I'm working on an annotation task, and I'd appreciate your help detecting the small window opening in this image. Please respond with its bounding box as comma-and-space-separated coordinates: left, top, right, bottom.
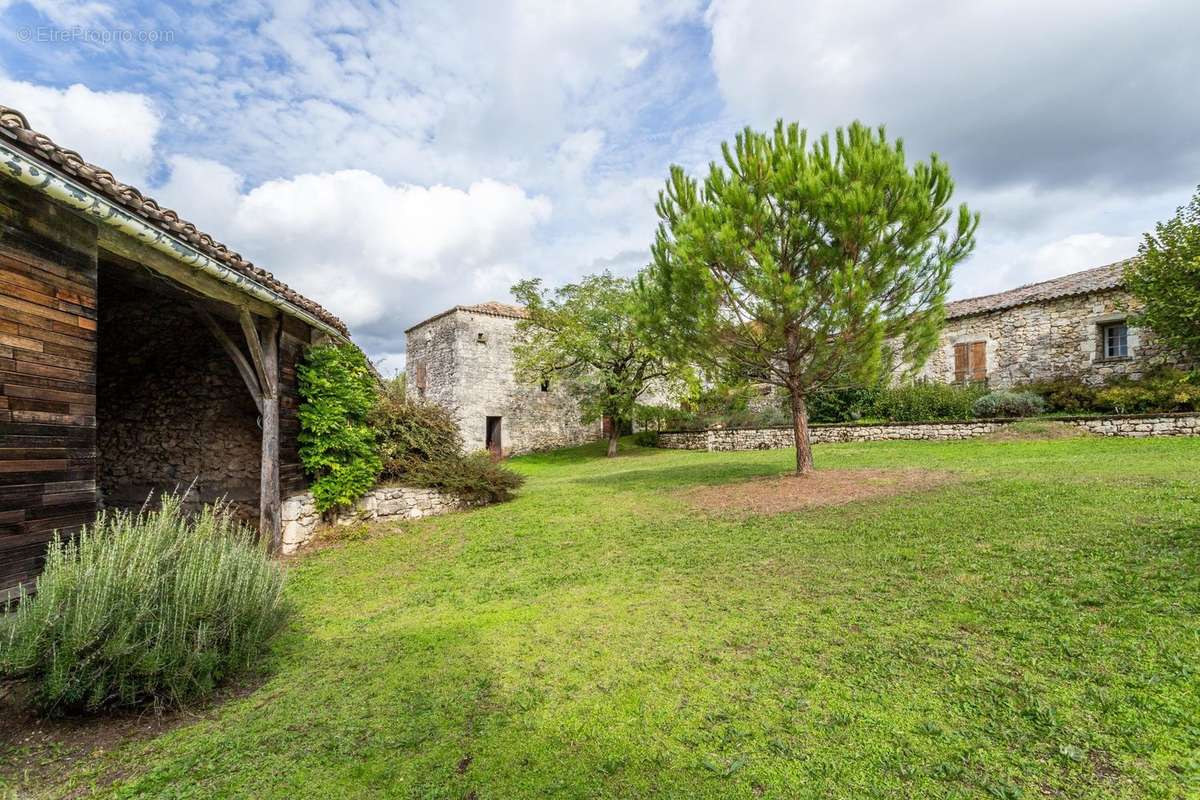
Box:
540, 378, 550, 392
476, 332, 487, 344
1101, 321, 1128, 359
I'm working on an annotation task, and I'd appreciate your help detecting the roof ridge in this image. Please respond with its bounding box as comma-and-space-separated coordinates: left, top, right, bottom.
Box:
0, 104, 347, 335
945, 258, 1133, 320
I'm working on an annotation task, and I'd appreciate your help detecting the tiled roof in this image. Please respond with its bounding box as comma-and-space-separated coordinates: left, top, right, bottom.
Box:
405, 301, 527, 332
0, 105, 347, 335
945, 259, 1131, 320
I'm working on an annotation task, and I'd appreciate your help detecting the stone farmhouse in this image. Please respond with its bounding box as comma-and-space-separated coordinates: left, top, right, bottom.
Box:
410, 259, 1191, 455
0, 105, 351, 598
404, 302, 603, 456
911, 260, 1190, 387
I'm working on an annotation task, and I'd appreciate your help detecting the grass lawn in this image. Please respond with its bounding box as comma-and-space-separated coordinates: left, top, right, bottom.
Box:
3, 434, 1199, 798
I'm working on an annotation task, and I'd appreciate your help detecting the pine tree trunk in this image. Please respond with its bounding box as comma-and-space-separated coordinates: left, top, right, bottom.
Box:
789, 389, 814, 475
606, 423, 620, 458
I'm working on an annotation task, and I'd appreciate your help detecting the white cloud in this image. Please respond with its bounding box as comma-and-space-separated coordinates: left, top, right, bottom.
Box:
0, 78, 159, 185
154, 163, 552, 333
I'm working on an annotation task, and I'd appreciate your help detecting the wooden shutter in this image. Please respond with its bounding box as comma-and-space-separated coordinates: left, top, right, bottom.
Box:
970, 341, 987, 382
953, 343, 968, 383
414, 362, 427, 391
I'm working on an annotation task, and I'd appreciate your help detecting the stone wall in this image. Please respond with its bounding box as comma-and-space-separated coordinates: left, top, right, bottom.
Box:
657, 413, 1200, 451
910, 288, 1190, 388
406, 309, 602, 455
280, 484, 467, 553
97, 270, 262, 515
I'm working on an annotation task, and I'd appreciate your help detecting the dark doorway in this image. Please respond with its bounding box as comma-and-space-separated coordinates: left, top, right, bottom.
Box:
485, 416, 502, 459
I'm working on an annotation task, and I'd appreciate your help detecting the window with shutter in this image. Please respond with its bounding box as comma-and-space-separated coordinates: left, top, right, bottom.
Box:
970, 341, 987, 381
953, 341, 986, 383
415, 362, 427, 398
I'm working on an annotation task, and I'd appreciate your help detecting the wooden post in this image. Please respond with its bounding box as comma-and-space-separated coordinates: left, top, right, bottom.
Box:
258, 316, 281, 553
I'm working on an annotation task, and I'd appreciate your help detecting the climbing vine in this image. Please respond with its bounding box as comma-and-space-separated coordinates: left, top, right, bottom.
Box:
297, 344, 381, 511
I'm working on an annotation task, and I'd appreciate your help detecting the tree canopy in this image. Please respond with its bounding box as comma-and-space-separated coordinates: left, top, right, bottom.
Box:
640, 121, 978, 473
511, 272, 681, 457
1126, 185, 1200, 359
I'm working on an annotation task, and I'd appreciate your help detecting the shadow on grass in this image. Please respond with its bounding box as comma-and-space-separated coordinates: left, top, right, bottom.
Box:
568, 458, 790, 492
509, 438, 663, 469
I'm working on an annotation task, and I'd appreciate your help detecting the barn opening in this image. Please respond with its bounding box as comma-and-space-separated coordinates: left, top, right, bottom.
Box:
95, 257, 263, 520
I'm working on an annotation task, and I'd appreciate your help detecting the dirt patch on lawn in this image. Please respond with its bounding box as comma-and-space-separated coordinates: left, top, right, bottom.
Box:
683, 468, 955, 516
0, 677, 261, 796
984, 420, 1090, 442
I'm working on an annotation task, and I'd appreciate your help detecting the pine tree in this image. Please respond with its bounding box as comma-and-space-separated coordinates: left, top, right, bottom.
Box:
641, 121, 978, 473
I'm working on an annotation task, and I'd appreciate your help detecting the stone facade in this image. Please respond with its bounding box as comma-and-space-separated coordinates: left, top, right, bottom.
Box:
657, 413, 1200, 451
911, 287, 1189, 389
280, 485, 467, 553
405, 305, 603, 455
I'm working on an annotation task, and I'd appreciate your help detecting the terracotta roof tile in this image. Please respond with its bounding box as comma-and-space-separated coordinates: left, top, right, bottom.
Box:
0, 105, 347, 335
945, 259, 1131, 320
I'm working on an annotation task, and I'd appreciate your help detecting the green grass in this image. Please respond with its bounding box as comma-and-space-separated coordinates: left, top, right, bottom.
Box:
3, 435, 1199, 798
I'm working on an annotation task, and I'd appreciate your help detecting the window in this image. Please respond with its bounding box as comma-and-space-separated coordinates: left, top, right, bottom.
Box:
1101, 321, 1128, 359
476, 332, 487, 344
953, 341, 987, 383
540, 378, 550, 392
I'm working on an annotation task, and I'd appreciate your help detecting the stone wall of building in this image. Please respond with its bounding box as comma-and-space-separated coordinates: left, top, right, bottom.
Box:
97, 274, 262, 516
657, 413, 1200, 451
910, 288, 1190, 388
280, 484, 467, 553
406, 309, 602, 455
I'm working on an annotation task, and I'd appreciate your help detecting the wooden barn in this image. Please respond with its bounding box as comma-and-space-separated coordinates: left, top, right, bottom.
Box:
0, 105, 351, 599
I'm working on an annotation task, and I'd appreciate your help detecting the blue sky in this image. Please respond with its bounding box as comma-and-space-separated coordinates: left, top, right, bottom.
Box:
2, 0, 1198, 371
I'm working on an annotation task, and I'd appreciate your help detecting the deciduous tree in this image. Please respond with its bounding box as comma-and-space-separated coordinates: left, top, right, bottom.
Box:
1126, 186, 1200, 358
512, 273, 681, 457
641, 121, 977, 473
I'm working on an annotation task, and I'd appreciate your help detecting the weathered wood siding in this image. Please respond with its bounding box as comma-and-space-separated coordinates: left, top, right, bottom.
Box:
0, 180, 98, 595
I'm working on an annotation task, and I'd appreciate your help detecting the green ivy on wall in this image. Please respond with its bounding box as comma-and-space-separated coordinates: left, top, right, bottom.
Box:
297, 344, 381, 512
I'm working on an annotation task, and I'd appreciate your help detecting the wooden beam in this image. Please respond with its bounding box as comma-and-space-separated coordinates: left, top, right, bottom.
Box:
194, 306, 262, 413
239, 308, 276, 399
258, 316, 281, 552
99, 230, 277, 318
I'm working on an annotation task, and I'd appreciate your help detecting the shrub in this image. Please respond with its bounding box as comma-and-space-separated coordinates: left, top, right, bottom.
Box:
0, 496, 288, 715
298, 344, 382, 512
370, 393, 462, 481
807, 385, 883, 423
401, 451, 525, 504
1018, 378, 1099, 413
1094, 368, 1200, 414
632, 430, 659, 447
972, 390, 1047, 418
874, 382, 987, 422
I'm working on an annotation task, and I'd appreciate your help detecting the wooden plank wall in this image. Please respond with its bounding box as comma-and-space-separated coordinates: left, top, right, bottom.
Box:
0, 179, 99, 596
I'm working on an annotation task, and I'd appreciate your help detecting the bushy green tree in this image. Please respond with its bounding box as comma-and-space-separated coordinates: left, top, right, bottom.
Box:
1126, 186, 1200, 358
512, 272, 683, 457
297, 344, 381, 511
641, 121, 977, 473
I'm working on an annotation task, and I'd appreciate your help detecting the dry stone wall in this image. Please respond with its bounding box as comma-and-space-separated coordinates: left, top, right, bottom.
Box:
658, 413, 1200, 451
280, 484, 468, 553
406, 309, 602, 455
910, 288, 1190, 388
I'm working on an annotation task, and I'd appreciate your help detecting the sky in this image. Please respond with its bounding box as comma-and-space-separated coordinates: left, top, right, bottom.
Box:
1, 0, 1197, 373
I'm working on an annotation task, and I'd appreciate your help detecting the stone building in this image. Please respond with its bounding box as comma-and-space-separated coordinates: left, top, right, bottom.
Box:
0, 104, 350, 597
404, 302, 603, 455
910, 260, 1190, 387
